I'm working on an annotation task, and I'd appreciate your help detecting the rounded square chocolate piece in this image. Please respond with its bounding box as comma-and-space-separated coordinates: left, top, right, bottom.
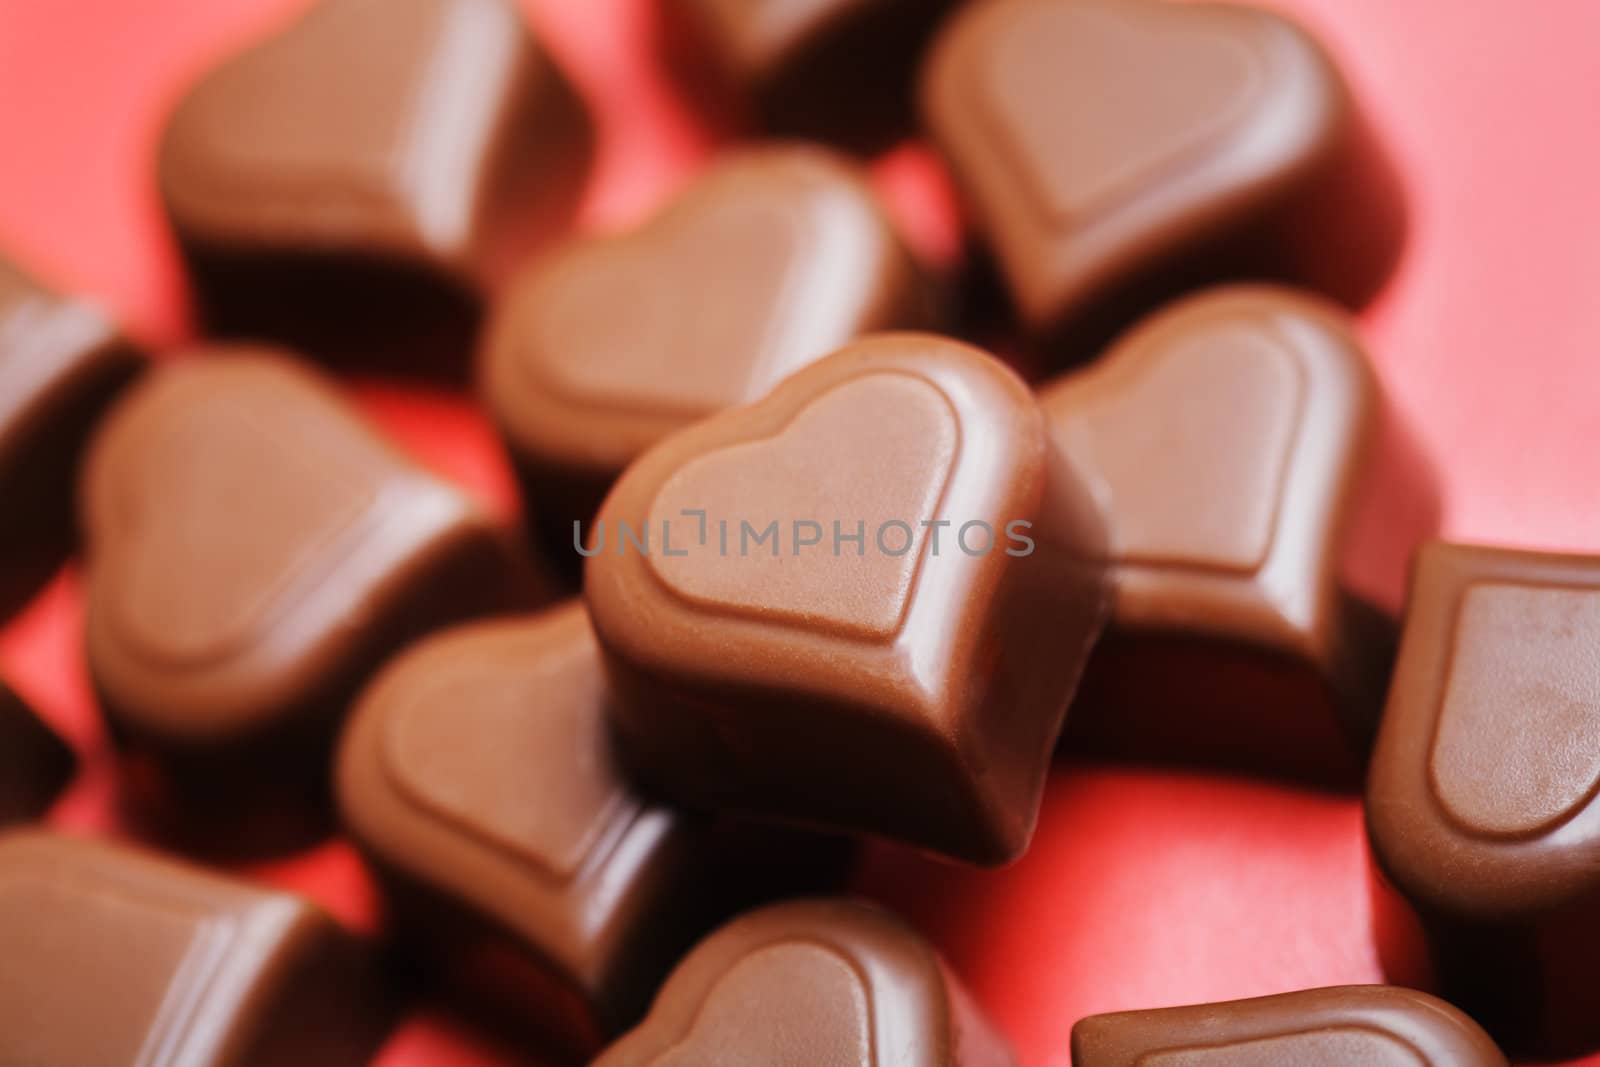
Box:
1071, 985, 1505, 1066
0, 830, 385, 1066
0, 255, 145, 618
1368, 541, 1600, 1055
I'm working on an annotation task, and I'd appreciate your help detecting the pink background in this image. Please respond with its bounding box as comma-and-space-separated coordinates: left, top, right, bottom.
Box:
3, 0, 1599, 1064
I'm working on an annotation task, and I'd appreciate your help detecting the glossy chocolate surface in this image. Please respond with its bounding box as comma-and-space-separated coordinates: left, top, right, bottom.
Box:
1042, 286, 1422, 782
586, 333, 1107, 864
665, 0, 967, 152
159, 0, 592, 371
339, 601, 846, 1049
1368, 542, 1600, 1055
920, 0, 1405, 360
481, 145, 932, 555
1072, 985, 1505, 1066
82, 349, 532, 804
593, 898, 1015, 1066
0, 682, 75, 825
0, 830, 384, 1066
0, 255, 145, 617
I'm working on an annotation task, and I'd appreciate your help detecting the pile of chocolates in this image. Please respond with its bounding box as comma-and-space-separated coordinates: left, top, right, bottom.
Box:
0, 0, 1586, 1064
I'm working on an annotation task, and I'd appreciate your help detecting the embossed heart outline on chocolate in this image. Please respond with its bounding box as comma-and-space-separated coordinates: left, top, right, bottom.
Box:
593, 899, 1012, 1067
586, 332, 1107, 863
1042, 287, 1377, 661
82, 351, 503, 741
921, 0, 1364, 339
337, 605, 678, 963
481, 146, 926, 481
1368, 543, 1600, 919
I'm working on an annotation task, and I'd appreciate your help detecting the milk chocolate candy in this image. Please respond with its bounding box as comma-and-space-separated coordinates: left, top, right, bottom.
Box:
0, 830, 385, 1066
1071, 985, 1506, 1066
159, 0, 592, 373
920, 0, 1405, 361
82, 350, 533, 812
586, 333, 1107, 864
0, 256, 145, 617
338, 601, 849, 1051
0, 682, 75, 824
1367, 542, 1600, 1055
664, 0, 968, 152
1042, 287, 1428, 783
480, 145, 933, 560
592, 898, 1016, 1066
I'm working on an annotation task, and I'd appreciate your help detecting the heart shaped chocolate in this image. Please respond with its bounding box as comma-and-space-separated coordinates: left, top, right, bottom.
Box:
83, 349, 527, 789
339, 602, 853, 1045
159, 0, 592, 362
1041, 286, 1425, 783
593, 899, 1016, 1067
1367, 543, 1600, 1055
921, 0, 1404, 358
585, 333, 1107, 864
480, 146, 930, 550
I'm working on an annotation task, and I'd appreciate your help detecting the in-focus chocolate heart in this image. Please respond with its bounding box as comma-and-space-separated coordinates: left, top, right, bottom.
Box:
481, 145, 931, 567
585, 333, 1107, 864
159, 0, 592, 373
920, 0, 1405, 361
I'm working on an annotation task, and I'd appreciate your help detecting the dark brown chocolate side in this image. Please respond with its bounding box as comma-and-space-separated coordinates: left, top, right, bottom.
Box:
0, 682, 75, 825
664, 0, 969, 153
0, 255, 145, 618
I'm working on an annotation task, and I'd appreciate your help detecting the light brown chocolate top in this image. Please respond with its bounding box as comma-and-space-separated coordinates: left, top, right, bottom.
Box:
1072, 986, 1505, 1066
1040, 286, 1376, 663
481, 145, 927, 481
82, 349, 503, 743
593, 899, 1016, 1066
1368, 542, 1600, 919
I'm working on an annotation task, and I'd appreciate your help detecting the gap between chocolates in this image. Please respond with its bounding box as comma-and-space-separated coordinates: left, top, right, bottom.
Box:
0, 0, 1579, 1064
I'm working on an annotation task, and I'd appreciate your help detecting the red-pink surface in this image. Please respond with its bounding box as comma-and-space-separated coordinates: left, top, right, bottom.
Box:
2, 1, 1598, 1064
